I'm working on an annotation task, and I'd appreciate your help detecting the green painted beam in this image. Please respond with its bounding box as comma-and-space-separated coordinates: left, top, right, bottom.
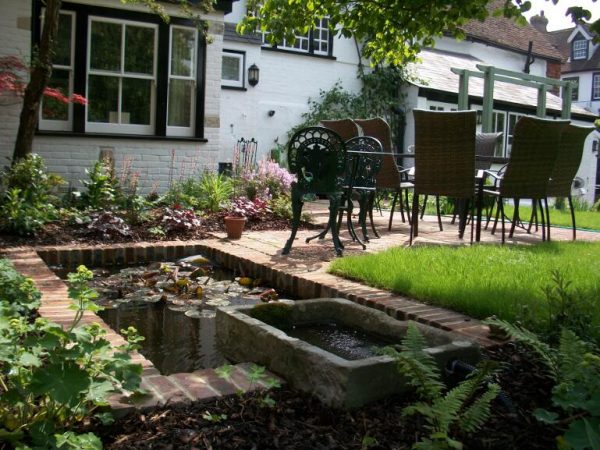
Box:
480, 66, 495, 132
536, 84, 547, 117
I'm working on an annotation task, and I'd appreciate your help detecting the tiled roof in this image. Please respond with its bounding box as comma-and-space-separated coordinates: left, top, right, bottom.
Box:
459, 0, 563, 61
224, 22, 263, 45
549, 26, 600, 73
409, 48, 594, 118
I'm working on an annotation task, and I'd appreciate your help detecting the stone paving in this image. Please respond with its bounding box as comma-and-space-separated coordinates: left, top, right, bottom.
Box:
2, 202, 598, 412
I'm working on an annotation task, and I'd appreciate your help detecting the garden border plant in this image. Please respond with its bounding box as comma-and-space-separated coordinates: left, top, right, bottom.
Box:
0, 260, 143, 449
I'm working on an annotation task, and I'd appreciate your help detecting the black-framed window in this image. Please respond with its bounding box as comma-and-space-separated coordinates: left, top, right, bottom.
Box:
221, 49, 245, 89
572, 36, 588, 60
593, 73, 600, 100
33, 1, 206, 139
563, 76, 579, 101
262, 18, 333, 57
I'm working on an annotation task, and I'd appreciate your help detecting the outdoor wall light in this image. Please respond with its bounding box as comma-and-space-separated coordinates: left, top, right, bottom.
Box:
248, 64, 259, 87
268, 110, 275, 117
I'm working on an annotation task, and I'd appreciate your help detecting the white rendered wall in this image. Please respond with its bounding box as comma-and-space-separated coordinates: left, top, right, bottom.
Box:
0, 0, 225, 193
565, 71, 600, 116
219, 0, 363, 163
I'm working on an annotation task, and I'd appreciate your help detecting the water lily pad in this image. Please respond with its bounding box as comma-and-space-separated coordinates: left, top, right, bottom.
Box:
184, 309, 203, 318
206, 297, 231, 307
143, 295, 165, 303
167, 306, 189, 312
178, 255, 213, 267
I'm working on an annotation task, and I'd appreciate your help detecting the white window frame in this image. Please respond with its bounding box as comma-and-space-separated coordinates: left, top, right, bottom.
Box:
166, 25, 198, 137
312, 18, 330, 56
85, 16, 157, 135
572, 39, 587, 60
39, 10, 75, 131
592, 73, 600, 100
221, 50, 245, 89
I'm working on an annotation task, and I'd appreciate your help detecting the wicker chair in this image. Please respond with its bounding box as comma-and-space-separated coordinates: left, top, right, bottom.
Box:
475, 132, 503, 170
320, 119, 361, 141
282, 127, 347, 256
546, 124, 594, 240
411, 110, 477, 244
484, 117, 569, 243
337, 136, 384, 246
353, 118, 413, 234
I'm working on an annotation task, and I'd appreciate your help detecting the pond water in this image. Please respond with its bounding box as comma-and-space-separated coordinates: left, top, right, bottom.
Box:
52, 256, 278, 375
284, 322, 391, 361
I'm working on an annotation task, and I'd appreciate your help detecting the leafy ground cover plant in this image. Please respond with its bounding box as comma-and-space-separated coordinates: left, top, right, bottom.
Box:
380, 322, 500, 449
87, 211, 132, 239
329, 242, 600, 344
161, 206, 202, 233
80, 159, 119, 210
486, 319, 600, 450
0, 154, 63, 235
225, 196, 269, 220
0, 263, 143, 449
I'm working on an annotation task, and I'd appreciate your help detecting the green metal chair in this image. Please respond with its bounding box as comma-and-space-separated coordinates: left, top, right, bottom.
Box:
337, 136, 384, 246
282, 127, 347, 256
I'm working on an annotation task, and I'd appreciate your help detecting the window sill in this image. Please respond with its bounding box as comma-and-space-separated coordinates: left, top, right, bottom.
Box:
261, 46, 336, 60
222, 85, 248, 91
36, 130, 208, 142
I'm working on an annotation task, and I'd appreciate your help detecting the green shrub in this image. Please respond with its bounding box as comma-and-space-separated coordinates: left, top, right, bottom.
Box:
486, 319, 600, 450
0, 155, 63, 234
0, 264, 143, 448
197, 171, 234, 212
380, 322, 500, 449
0, 259, 41, 316
80, 159, 119, 210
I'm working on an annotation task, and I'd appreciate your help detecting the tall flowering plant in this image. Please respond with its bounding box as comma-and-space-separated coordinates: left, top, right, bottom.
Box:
241, 159, 296, 200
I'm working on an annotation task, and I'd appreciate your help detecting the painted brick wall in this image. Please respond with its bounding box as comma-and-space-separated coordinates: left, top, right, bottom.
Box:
0, 0, 225, 194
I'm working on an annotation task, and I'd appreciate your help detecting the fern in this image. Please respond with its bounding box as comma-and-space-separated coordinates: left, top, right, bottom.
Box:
484, 318, 558, 380
391, 321, 500, 449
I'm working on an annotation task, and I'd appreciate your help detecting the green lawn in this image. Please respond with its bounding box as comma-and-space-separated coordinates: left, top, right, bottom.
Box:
493, 205, 600, 231
329, 242, 600, 339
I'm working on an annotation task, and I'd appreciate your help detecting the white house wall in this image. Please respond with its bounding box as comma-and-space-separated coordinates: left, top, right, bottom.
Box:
565, 71, 600, 116
219, 0, 363, 163
0, 0, 226, 193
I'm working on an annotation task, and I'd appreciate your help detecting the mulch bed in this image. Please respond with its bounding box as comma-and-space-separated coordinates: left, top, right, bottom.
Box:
95, 343, 560, 450
0, 210, 315, 248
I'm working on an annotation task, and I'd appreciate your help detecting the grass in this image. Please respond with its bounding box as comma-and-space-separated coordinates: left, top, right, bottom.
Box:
329, 241, 600, 338
501, 204, 600, 231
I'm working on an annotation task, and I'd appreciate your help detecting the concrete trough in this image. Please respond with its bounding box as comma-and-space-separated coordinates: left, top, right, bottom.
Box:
216, 298, 480, 408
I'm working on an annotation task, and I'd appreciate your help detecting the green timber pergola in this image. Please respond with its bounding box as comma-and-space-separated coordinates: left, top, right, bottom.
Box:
451, 64, 574, 132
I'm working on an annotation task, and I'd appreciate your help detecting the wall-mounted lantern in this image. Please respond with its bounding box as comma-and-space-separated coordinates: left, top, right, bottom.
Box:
248, 64, 259, 87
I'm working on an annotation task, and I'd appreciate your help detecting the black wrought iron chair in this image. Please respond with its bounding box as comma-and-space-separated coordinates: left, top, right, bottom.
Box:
545, 124, 594, 240
483, 117, 569, 243
337, 136, 384, 246
353, 118, 413, 234
411, 110, 477, 245
282, 127, 347, 256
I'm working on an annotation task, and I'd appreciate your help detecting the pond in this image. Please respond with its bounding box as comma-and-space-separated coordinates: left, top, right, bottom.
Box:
52, 255, 284, 375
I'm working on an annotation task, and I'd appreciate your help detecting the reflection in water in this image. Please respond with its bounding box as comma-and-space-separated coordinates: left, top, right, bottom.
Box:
284, 322, 391, 361
99, 302, 225, 375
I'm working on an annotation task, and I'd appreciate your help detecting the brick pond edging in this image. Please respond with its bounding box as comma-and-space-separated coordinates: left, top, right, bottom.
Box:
2, 239, 501, 412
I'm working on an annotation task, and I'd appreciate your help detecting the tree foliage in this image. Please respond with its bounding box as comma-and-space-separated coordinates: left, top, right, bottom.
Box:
238, 0, 599, 65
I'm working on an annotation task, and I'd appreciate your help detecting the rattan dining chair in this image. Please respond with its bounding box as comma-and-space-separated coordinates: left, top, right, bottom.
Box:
411, 110, 477, 245
545, 124, 594, 240
353, 118, 413, 234
282, 127, 347, 256
320, 119, 361, 141
483, 117, 569, 243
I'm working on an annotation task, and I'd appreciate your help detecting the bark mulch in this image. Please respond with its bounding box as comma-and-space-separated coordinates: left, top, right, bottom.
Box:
96, 343, 560, 450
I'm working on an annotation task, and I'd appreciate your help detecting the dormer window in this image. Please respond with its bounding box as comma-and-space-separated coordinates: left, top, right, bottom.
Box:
572, 38, 588, 60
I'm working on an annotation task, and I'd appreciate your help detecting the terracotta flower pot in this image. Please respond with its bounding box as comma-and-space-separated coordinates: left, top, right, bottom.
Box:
224, 216, 246, 239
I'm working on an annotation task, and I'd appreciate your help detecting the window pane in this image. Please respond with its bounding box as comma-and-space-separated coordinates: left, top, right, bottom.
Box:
54, 14, 72, 66
168, 79, 193, 127
88, 75, 119, 123
122, 78, 152, 125
125, 25, 155, 75
222, 55, 241, 81
42, 69, 69, 120
171, 28, 195, 77
90, 21, 121, 71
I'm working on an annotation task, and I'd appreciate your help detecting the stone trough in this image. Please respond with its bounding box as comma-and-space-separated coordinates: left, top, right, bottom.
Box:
216, 298, 481, 408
